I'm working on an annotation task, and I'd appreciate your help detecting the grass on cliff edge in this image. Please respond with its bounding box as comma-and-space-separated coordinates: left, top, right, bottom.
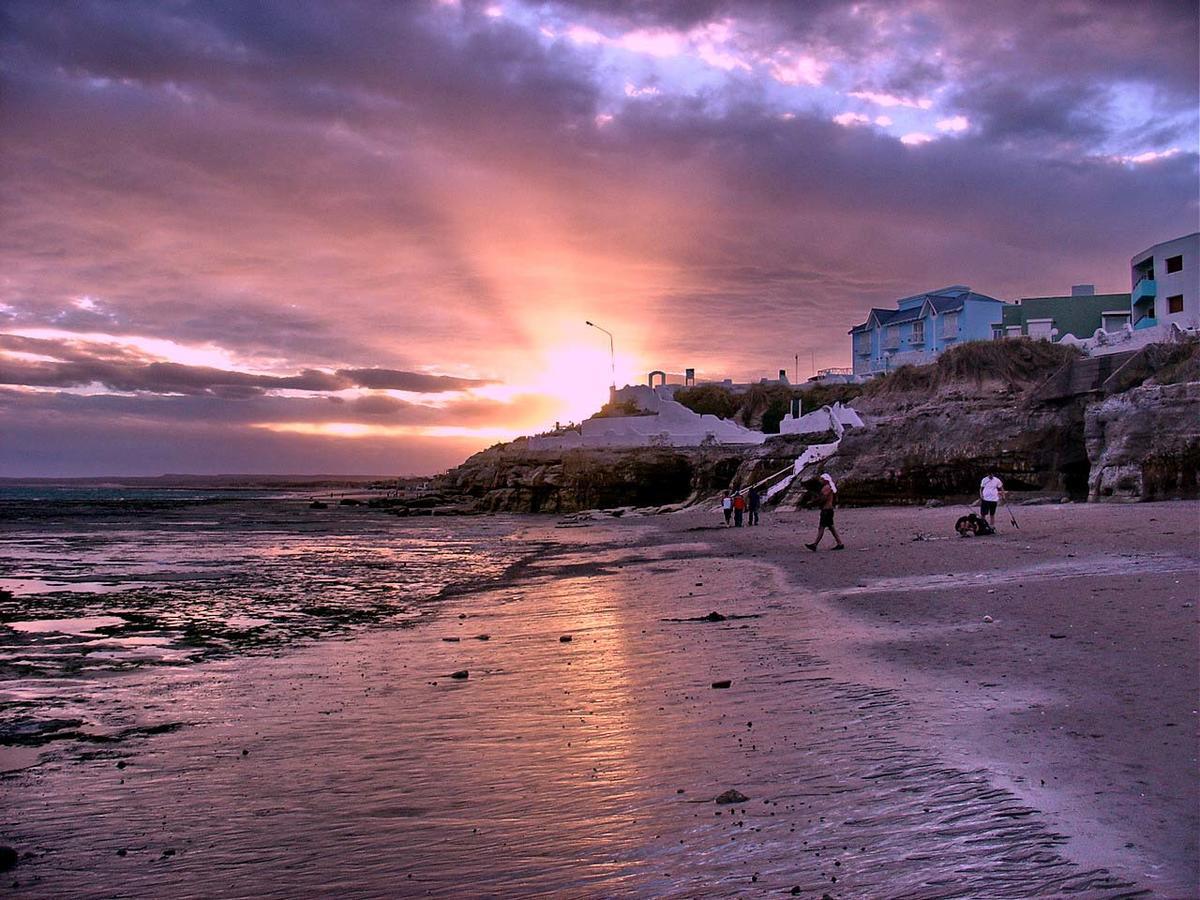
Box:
862, 338, 1081, 397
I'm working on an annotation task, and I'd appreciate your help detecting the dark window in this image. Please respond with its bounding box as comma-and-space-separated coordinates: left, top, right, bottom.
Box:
1168, 295, 1184, 314
1166, 255, 1183, 273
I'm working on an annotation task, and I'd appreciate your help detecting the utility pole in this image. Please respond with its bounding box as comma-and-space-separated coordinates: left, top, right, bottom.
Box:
794, 353, 799, 383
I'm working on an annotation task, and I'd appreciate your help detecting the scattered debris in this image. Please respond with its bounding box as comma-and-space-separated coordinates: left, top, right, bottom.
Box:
714, 789, 748, 805
662, 611, 761, 623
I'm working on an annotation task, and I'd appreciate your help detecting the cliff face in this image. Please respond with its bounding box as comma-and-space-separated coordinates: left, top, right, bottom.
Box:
805, 389, 1089, 504
435, 341, 1198, 513
438, 444, 729, 513
1086, 382, 1200, 501
436, 434, 830, 513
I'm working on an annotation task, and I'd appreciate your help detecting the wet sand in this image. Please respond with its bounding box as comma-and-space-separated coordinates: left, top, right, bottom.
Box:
662, 499, 1199, 896
1, 501, 1196, 897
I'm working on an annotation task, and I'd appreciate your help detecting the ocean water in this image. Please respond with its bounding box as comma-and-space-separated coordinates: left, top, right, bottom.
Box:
0, 495, 532, 752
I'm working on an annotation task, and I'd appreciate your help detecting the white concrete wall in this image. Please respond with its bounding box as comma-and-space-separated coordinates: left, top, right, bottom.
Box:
777, 402, 864, 436
1059, 320, 1193, 357
528, 384, 768, 449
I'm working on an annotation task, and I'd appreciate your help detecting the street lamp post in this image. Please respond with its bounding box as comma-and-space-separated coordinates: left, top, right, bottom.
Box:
585, 320, 616, 399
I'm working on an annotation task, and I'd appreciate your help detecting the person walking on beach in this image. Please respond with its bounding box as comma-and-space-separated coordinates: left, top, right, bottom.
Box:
805, 473, 844, 551
732, 491, 746, 527
747, 485, 761, 526
721, 491, 733, 526
979, 470, 1005, 531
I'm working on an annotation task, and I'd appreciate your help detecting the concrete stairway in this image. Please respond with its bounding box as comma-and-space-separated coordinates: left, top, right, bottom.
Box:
1033, 351, 1137, 402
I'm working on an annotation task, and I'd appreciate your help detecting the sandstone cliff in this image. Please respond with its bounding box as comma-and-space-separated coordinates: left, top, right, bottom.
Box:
429, 339, 1198, 513
1086, 382, 1200, 501
807, 393, 1088, 505
433, 434, 833, 514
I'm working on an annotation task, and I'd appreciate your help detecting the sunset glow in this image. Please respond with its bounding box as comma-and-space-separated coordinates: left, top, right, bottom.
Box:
1, 0, 1196, 475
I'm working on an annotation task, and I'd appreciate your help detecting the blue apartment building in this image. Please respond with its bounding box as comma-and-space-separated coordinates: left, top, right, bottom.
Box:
849, 285, 1006, 376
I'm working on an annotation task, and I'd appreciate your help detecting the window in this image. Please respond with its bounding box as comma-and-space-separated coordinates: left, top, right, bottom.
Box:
1166, 255, 1183, 274
940, 312, 958, 338
1168, 295, 1184, 314
884, 325, 899, 349
911, 320, 925, 344
1027, 319, 1055, 340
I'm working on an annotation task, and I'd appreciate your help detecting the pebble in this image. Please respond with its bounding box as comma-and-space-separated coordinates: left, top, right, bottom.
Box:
714, 789, 748, 804
450, 670, 469, 680
559, 635, 573, 643
982, 615, 994, 623
711, 680, 732, 689
442, 637, 461, 643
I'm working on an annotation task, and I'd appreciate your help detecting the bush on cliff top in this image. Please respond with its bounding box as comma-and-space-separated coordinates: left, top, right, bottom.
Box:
863, 338, 1080, 397
1148, 336, 1200, 386
674, 381, 863, 433
672, 385, 740, 420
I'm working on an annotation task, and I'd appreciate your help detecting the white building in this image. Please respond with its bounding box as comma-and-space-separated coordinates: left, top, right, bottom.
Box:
1130, 232, 1200, 332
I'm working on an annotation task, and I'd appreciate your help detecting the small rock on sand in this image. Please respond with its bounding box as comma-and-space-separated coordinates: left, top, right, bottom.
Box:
450, 670, 469, 680
559, 635, 573, 643
475, 634, 490, 641
982, 615, 994, 623
711, 680, 732, 689
703, 611, 726, 622
442, 637, 461, 642
714, 789, 748, 804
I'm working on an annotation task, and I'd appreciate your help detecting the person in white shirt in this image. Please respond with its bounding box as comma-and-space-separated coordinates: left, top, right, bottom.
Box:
979, 472, 1005, 530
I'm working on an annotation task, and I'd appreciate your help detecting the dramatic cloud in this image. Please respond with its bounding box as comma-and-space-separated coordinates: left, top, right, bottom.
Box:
1, 0, 1196, 475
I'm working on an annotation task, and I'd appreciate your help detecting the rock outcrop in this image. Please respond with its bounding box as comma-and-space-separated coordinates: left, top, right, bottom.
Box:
435, 434, 831, 513
801, 390, 1089, 504
427, 340, 1199, 513
1085, 382, 1200, 501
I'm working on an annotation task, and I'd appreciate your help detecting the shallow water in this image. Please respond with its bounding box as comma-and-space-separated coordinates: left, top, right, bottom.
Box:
0, 498, 532, 757
0, 510, 1145, 897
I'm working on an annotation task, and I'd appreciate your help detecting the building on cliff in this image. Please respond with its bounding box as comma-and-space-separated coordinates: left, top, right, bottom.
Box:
1000, 284, 1133, 342
848, 285, 1006, 376
1130, 232, 1200, 332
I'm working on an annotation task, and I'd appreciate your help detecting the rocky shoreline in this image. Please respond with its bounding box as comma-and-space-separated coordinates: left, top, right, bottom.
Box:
380, 339, 1200, 515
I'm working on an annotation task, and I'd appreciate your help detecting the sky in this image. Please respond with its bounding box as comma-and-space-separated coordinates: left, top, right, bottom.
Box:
2, 0, 1197, 477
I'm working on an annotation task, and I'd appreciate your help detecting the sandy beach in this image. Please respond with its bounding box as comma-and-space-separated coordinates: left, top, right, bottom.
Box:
2, 500, 1197, 897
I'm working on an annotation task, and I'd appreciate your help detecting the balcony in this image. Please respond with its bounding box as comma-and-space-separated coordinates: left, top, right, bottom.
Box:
1132, 278, 1156, 302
